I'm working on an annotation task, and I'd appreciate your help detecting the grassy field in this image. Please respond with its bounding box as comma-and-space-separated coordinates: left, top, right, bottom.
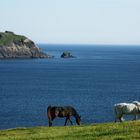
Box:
0, 121, 140, 140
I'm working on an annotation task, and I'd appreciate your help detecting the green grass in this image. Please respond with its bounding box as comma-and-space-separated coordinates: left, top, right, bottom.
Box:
0, 121, 140, 140
0, 32, 26, 46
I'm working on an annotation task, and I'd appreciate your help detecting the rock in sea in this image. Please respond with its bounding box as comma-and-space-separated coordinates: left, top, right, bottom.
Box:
61, 52, 75, 58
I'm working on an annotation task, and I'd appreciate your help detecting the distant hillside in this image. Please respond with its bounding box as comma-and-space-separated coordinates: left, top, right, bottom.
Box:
0, 31, 50, 58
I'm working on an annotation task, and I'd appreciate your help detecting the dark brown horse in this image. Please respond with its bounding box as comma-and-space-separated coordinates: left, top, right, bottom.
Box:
47, 106, 81, 126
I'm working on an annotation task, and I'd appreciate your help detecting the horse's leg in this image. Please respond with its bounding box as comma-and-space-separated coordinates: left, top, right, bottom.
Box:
118, 114, 123, 122
115, 114, 120, 122
48, 117, 53, 127
49, 121, 52, 127
115, 116, 117, 123
64, 117, 68, 126
120, 114, 124, 122
48, 115, 51, 127
114, 113, 119, 122
133, 114, 137, 121
48, 116, 55, 127
69, 118, 73, 125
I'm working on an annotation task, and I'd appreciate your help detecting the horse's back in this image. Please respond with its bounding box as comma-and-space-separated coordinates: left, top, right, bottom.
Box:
53, 106, 77, 116
47, 105, 78, 117
63, 106, 78, 116
63, 106, 76, 111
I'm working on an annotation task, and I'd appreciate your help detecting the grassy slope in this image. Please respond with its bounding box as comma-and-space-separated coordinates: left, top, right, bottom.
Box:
0, 32, 26, 46
0, 121, 140, 140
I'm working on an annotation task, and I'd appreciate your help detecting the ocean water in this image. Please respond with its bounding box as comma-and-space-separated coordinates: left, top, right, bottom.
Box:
0, 44, 140, 129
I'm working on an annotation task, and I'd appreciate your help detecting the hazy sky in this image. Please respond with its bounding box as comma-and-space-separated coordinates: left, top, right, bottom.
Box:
0, 0, 140, 44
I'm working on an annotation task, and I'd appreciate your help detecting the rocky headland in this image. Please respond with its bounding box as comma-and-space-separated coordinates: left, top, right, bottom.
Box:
0, 31, 51, 58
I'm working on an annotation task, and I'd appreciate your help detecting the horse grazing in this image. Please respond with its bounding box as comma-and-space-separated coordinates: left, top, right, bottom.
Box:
47, 106, 81, 126
114, 101, 140, 122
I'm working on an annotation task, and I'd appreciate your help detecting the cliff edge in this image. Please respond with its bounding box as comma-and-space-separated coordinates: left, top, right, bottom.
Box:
0, 31, 50, 58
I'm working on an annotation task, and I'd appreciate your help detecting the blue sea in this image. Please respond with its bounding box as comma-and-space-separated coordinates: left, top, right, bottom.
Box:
0, 44, 140, 129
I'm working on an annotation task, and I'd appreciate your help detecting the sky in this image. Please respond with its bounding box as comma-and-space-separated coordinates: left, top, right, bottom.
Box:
0, 0, 140, 45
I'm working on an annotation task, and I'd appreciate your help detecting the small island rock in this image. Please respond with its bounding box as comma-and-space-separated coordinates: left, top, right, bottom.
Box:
61, 52, 75, 58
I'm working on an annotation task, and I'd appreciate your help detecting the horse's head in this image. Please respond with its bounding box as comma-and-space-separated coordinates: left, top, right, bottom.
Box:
76, 115, 81, 125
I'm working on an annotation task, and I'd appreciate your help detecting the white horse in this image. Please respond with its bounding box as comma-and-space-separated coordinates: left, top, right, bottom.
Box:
114, 101, 140, 122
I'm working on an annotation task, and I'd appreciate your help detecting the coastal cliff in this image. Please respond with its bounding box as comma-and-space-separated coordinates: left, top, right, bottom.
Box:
0, 31, 50, 58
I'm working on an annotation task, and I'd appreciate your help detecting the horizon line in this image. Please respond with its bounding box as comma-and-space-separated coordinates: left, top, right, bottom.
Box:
37, 43, 140, 46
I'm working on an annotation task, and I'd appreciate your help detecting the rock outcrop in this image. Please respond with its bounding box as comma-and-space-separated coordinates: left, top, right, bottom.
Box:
0, 31, 51, 58
61, 52, 75, 58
